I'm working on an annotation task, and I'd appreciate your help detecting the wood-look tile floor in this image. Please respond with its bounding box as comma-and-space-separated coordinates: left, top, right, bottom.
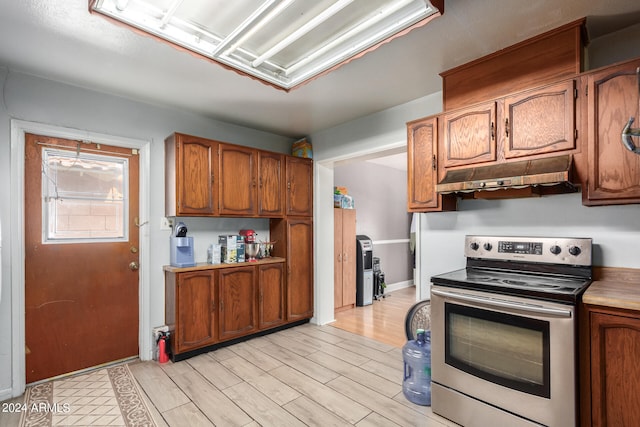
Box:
130, 322, 454, 427
126, 287, 454, 427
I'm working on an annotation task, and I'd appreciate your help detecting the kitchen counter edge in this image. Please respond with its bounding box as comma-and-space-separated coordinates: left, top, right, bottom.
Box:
164, 257, 286, 273
583, 267, 640, 311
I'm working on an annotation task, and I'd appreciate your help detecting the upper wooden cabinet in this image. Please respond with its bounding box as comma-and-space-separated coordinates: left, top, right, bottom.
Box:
258, 151, 285, 217
407, 116, 456, 212
166, 133, 310, 218
286, 156, 313, 217
503, 80, 576, 159
583, 58, 640, 206
442, 80, 577, 169
443, 101, 497, 168
440, 18, 585, 111
165, 133, 218, 216
218, 143, 257, 216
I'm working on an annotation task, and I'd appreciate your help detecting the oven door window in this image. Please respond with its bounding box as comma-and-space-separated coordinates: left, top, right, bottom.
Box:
445, 302, 550, 398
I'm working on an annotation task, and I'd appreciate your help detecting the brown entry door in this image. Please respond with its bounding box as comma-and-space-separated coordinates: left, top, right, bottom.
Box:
24, 133, 140, 383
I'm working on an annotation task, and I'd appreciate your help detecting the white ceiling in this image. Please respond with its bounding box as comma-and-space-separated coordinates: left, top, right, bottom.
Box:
1, 0, 640, 140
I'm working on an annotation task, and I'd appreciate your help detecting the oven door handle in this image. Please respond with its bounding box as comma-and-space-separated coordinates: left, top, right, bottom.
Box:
431, 288, 573, 318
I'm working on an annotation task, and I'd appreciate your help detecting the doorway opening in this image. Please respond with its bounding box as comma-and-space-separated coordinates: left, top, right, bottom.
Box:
317, 144, 422, 346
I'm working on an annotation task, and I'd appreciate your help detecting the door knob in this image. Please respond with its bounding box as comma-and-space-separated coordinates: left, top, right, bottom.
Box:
129, 261, 139, 271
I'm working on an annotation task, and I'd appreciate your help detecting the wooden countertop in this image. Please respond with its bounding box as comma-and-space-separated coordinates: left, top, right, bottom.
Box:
164, 257, 285, 273
583, 267, 640, 311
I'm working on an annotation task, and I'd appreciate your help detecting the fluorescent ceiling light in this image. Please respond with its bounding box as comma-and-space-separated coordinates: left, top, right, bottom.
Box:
90, 0, 444, 91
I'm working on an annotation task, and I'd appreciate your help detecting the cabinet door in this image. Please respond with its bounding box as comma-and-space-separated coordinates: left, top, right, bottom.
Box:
166, 134, 217, 216
585, 59, 640, 205
443, 101, 497, 167
219, 144, 257, 215
334, 209, 356, 310
504, 80, 576, 159
334, 209, 344, 310
286, 219, 314, 320
219, 266, 257, 340
176, 271, 217, 353
258, 152, 285, 217
589, 311, 640, 426
286, 157, 313, 217
407, 116, 441, 211
258, 263, 285, 329
340, 209, 357, 307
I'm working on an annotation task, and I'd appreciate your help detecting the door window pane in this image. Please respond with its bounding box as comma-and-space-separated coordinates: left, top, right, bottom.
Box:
42, 149, 129, 242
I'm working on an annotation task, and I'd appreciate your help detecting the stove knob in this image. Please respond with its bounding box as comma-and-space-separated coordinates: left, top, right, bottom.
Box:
483, 243, 493, 251
470, 242, 479, 251
569, 246, 582, 256
550, 245, 562, 255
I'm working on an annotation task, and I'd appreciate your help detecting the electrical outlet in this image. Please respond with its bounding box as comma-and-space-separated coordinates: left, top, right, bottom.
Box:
152, 325, 169, 342
160, 217, 173, 230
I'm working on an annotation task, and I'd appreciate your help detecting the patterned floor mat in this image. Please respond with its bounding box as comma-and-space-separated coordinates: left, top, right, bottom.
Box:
19, 364, 156, 427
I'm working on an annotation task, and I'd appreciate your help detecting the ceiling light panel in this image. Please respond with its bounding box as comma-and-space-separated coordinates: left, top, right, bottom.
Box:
90, 0, 443, 90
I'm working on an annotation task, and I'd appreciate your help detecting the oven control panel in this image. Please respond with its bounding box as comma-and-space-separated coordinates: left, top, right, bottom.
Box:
465, 235, 592, 265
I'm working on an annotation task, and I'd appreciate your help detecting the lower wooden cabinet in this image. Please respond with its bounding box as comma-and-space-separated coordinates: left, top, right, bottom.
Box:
165, 258, 290, 361
580, 301, 640, 426
218, 266, 257, 341
165, 269, 217, 355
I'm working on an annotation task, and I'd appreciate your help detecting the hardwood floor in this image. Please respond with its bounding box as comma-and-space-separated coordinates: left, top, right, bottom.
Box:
331, 286, 417, 348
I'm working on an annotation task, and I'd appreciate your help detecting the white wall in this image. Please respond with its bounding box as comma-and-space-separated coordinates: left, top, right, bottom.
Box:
0, 69, 293, 399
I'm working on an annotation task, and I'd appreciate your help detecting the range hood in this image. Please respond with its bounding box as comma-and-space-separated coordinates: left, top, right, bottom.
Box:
436, 155, 577, 194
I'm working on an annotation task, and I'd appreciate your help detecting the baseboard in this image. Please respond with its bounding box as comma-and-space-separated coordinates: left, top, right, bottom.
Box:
0, 387, 14, 401
385, 280, 414, 293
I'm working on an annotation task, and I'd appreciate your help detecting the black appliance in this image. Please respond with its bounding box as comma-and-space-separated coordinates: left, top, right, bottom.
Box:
373, 257, 386, 300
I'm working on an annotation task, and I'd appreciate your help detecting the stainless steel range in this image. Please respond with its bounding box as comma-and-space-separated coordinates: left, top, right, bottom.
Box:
430, 235, 592, 427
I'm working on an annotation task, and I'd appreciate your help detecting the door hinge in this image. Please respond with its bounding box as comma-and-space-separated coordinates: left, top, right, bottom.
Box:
574, 88, 578, 99
574, 129, 578, 140
431, 155, 436, 171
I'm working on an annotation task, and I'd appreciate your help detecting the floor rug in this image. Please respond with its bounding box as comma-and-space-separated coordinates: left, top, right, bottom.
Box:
19, 364, 157, 427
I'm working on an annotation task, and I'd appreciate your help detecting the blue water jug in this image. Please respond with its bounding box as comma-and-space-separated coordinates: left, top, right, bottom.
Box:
402, 328, 431, 406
